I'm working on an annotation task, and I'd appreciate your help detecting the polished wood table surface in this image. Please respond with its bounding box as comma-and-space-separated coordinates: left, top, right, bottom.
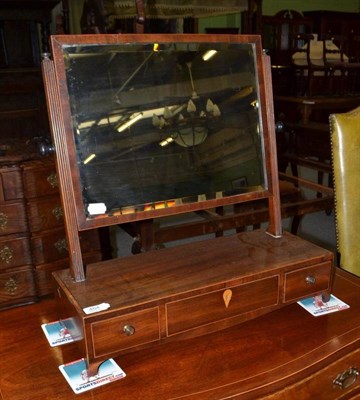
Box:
1, 267, 360, 399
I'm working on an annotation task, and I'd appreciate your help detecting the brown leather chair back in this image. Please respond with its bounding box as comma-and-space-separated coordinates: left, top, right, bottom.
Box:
330, 106, 360, 276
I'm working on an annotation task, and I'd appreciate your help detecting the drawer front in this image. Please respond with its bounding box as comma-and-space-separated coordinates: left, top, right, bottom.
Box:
283, 262, 332, 303
264, 348, 360, 399
0, 266, 36, 303
0, 235, 31, 270
91, 307, 160, 358
0, 166, 23, 201
27, 195, 63, 232
22, 162, 58, 198
0, 202, 27, 235
166, 276, 279, 336
31, 229, 100, 264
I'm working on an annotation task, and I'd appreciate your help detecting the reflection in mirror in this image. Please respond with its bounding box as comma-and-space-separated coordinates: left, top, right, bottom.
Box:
62, 41, 266, 218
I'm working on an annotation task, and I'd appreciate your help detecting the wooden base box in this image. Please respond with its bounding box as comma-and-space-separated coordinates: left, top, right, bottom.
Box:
53, 230, 334, 373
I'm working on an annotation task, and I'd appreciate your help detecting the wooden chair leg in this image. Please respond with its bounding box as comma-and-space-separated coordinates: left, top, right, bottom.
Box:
291, 215, 302, 235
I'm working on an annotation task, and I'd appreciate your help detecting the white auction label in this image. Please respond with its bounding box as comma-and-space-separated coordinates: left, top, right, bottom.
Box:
87, 203, 107, 215
83, 302, 110, 314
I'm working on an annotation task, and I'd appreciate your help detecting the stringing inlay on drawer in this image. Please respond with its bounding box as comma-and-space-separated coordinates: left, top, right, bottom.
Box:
91, 307, 160, 358
166, 276, 279, 336
283, 262, 332, 302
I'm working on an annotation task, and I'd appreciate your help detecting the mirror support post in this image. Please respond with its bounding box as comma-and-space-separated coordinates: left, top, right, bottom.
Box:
42, 55, 86, 282
263, 53, 282, 238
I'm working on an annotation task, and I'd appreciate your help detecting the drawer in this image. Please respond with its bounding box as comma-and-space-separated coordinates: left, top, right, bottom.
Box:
0, 266, 36, 304
27, 195, 63, 232
0, 202, 27, 235
166, 276, 279, 336
31, 228, 100, 264
91, 307, 160, 358
35, 251, 102, 296
22, 160, 58, 198
0, 234, 31, 270
0, 166, 23, 202
283, 262, 332, 303
264, 348, 360, 399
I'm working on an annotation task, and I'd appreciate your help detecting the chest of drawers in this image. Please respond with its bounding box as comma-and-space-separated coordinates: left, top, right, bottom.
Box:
22, 159, 102, 298
0, 164, 36, 308
0, 159, 103, 309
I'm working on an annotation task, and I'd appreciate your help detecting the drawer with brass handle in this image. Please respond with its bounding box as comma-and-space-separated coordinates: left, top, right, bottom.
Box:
0, 202, 27, 236
0, 235, 31, 270
22, 160, 59, 198
26, 195, 63, 232
0, 266, 36, 305
91, 307, 160, 358
283, 262, 332, 302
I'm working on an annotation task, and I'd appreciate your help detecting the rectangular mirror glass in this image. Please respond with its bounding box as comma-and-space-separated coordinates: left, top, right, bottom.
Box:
51, 36, 269, 226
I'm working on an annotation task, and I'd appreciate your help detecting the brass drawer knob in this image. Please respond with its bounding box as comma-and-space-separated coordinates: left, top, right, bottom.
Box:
122, 324, 135, 336
0, 245, 13, 264
305, 275, 316, 285
333, 367, 359, 389
47, 172, 58, 188
0, 212, 8, 230
52, 205, 63, 220
54, 237, 68, 253
4, 276, 18, 295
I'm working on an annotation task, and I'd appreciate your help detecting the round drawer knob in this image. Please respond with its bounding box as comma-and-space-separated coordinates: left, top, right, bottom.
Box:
305, 275, 316, 285
123, 324, 135, 336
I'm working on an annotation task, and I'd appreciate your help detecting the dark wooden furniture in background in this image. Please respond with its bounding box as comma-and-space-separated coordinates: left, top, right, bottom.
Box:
303, 11, 360, 42
274, 95, 360, 191
262, 10, 359, 216
0, 163, 36, 308
0, 1, 104, 308
261, 10, 313, 67
259, 10, 313, 97
0, 157, 103, 309
0, 0, 62, 149
22, 159, 102, 297
123, 176, 333, 253
261, 10, 360, 96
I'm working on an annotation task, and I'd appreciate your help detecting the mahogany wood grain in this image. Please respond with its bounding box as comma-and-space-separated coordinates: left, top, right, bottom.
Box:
52, 230, 334, 373
166, 276, 279, 335
21, 159, 59, 199
26, 195, 64, 232
92, 307, 160, 357
263, 53, 282, 237
55, 231, 332, 312
283, 261, 332, 302
1, 267, 360, 400
0, 166, 24, 202
0, 202, 28, 235
35, 252, 102, 297
42, 57, 85, 281
31, 228, 101, 265
0, 265, 35, 305
0, 234, 32, 269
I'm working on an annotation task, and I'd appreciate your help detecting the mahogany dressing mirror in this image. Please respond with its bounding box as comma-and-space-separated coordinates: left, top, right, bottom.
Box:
42, 34, 281, 281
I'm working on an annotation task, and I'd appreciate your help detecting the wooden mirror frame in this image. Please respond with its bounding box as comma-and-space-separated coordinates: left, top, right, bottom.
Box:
42, 34, 281, 282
